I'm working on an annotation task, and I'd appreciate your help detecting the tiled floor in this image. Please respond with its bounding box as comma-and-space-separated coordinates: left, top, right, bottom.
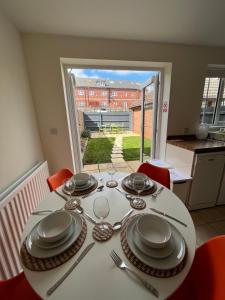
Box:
191, 206, 225, 247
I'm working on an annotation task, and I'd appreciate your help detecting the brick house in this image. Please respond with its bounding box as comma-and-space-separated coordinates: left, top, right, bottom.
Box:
74, 77, 142, 110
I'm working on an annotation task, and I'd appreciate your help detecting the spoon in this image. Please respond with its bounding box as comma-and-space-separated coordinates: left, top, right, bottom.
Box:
75, 206, 97, 225
115, 187, 135, 201
82, 185, 104, 199
112, 209, 134, 231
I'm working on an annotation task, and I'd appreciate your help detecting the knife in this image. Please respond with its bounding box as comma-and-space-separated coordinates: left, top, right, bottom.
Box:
150, 208, 188, 227
54, 189, 68, 201
47, 242, 95, 296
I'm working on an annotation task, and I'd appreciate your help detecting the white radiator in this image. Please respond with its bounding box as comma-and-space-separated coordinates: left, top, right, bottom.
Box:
0, 161, 49, 280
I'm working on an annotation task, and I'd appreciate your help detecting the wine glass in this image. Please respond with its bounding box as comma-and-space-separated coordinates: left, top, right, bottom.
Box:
132, 174, 146, 200
93, 196, 110, 231
63, 178, 79, 206
106, 168, 117, 188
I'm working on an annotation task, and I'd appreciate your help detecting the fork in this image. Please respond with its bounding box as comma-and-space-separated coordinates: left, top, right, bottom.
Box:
110, 250, 159, 297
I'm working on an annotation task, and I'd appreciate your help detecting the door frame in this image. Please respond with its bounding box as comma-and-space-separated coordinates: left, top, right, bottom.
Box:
61, 58, 172, 172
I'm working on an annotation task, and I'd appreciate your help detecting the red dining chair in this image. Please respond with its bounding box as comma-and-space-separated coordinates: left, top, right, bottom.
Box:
0, 272, 41, 300
47, 168, 74, 192
168, 235, 225, 300
137, 162, 170, 189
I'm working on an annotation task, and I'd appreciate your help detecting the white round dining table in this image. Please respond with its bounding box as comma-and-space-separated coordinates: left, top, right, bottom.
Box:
22, 172, 196, 300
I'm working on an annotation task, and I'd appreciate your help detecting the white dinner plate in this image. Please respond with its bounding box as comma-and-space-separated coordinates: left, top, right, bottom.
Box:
126, 215, 186, 270
62, 175, 96, 194
35, 218, 75, 249
123, 175, 155, 191
133, 222, 175, 259
26, 212, 83, 258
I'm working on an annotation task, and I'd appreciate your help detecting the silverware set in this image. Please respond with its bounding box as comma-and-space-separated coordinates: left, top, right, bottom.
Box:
31, 177, 186, 297
110, 250, 159, 298
150, 208, 188, 227
47, 242, 95, 296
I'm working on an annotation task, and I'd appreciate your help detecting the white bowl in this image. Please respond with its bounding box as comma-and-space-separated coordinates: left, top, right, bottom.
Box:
129, 172, 147, 181
136, 214, 172, 249
37, 211, 73, 243
73, 173, 90, 186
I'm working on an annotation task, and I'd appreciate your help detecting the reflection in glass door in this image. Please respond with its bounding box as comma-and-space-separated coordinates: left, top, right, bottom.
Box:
140, 73, 160, 162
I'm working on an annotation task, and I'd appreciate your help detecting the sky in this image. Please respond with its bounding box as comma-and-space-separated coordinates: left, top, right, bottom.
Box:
71, 68, 156, 83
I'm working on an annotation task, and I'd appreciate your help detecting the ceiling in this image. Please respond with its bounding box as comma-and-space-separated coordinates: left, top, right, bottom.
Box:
1, 0, 225, 47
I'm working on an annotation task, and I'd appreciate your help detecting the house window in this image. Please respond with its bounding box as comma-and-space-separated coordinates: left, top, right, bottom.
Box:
79, 101, 85, 107
101, 101, 107, 107
111, 91, 117, 97
102, 91, 107, 96
89, 90, 94, 96
200, 77, 225, 125
78, 89, 84, 96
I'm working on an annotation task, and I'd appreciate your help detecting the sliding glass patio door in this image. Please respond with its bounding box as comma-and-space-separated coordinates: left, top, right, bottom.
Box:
140, 73, 160, 162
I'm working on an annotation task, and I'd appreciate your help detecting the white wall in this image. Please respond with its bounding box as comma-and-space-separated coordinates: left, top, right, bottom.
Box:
0, 11, 43, 193
22, 33, 225, 173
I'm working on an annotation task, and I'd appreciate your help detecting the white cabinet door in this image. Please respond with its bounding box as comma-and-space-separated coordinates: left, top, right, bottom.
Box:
188, 153, 225, 210
217, 167, 225, 205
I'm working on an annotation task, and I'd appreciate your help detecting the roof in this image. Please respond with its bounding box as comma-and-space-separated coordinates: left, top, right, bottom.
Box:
75, 77, 142, 90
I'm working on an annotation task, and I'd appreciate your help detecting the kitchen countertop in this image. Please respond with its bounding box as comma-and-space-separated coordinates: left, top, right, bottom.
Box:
167, 138, 225, 153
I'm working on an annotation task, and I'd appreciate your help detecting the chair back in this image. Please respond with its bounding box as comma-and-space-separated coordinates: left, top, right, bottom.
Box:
137, 162, 170, 189
0, 272, 41, 299
47, 168, 74, 191
169, 235, 225, 300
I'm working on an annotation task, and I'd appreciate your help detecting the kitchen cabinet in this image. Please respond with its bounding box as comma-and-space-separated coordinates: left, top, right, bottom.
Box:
217, 165, 225, 205
166, 141, 225, 210
188, 153, 225, 210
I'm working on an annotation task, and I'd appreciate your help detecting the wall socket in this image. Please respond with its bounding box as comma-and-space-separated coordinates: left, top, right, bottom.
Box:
50, 128, 58, 135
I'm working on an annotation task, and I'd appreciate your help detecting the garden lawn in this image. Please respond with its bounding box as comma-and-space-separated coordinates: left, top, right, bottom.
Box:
122, 136, 151, 161
83, 137, 115, 164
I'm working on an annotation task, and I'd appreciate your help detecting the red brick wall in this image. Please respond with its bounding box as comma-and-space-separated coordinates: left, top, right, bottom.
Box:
132, 107, 153, 139
75, 87, 141, 109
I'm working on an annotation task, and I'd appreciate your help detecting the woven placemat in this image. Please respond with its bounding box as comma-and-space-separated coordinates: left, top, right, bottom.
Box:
120, 216, 187, 278
72, 180, 98, 196
20, 218, 87, 271
106, 180, 118, 188
62, 176, 98, 197
130, 198, 146, 210
121, 177, 157, 196
92, 223, 114, 241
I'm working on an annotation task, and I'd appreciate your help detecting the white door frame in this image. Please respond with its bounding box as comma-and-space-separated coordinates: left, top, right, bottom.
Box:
61, 66, 83, 173
60, 58, 172, 171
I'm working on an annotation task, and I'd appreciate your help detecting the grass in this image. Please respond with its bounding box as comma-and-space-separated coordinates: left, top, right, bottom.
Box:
122, 136, 151, 161
83, 137, 115, 164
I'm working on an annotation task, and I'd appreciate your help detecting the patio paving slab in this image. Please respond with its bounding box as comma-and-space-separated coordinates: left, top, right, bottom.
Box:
86, 169, 99, 174
111, 153, 123, 158
111, 158, 125, 163
112, 161, 128, 167
98, 163, 113, 170
82, 164, 99, 171
115, 167, 133, 173
112, 150, 123, 154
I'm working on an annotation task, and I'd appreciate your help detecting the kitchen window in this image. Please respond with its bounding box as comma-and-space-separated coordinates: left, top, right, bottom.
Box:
200, 77, 225, 126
